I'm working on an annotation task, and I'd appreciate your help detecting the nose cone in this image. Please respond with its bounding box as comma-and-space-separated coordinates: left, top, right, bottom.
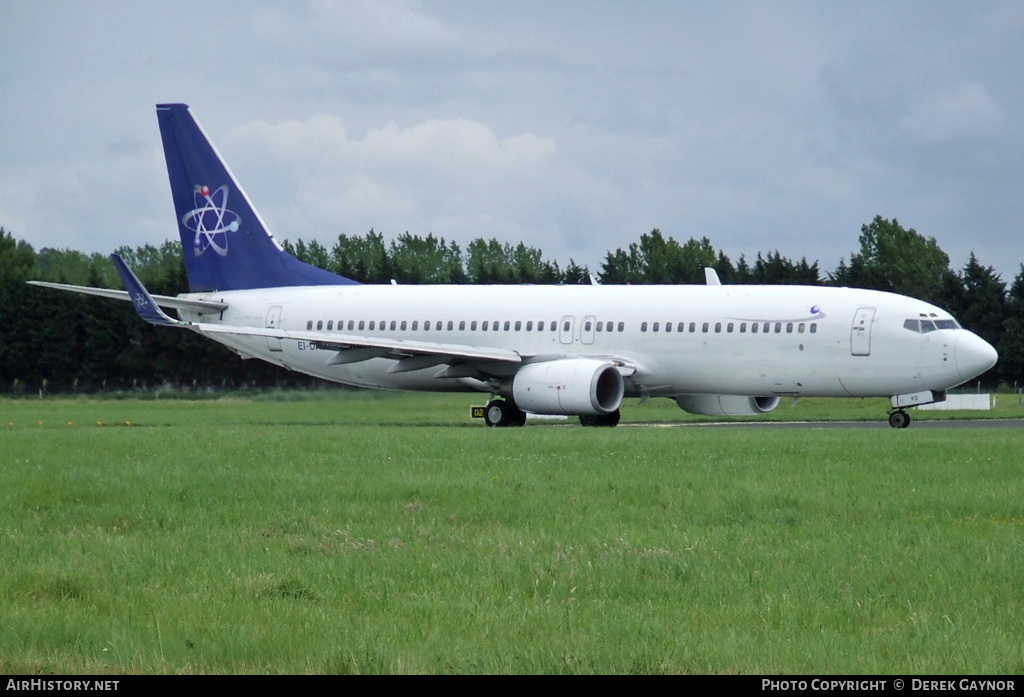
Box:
955, 332, 998, 382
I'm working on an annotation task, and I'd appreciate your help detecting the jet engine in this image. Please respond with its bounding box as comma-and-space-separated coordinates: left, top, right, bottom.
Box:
511, 359, 624, 416
675, 394, 781, 416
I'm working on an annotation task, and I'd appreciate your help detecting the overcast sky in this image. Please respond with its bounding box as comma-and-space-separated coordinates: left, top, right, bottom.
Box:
2, 1, 1023, 282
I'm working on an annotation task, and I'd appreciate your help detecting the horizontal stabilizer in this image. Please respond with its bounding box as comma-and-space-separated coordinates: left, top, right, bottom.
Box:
27, 280, 228, 313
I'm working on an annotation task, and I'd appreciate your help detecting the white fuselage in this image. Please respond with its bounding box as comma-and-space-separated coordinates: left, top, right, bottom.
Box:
177, 283, 993, 400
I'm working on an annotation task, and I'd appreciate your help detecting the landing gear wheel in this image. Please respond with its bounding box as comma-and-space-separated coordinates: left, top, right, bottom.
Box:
485, 399, 527, 427
579, 409, 621, 427
888, 409, 911, 429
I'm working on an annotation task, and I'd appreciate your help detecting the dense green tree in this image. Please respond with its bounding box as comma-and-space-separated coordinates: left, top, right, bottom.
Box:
830, 216, 955, 304
997, 265, 1024, 388
389, 233, 466, 284
328, 230, 391, 283
953, 254, 1006, 341
598, 230, 719, 284
737, 251, 821, 285
951, 254, 1006, 386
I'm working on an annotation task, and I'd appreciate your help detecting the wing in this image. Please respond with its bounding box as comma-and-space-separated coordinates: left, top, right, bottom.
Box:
193, 322, 523, 368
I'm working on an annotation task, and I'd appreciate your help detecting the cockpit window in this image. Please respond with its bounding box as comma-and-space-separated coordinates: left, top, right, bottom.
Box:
904, 317, 960, 333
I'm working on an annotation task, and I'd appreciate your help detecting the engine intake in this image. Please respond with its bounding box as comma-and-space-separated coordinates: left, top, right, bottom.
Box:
511, 359, 624, 416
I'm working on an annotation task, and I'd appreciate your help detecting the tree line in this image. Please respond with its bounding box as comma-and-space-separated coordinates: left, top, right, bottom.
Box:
2, 215, 1021, 394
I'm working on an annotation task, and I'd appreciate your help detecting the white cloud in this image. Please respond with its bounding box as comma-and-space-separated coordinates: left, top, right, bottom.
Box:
900, 82, 1003, 141
251, 0, 458, 56
224, 113, 557, 246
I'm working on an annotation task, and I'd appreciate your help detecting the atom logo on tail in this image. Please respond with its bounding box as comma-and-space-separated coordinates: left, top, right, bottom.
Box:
182, 184, 241, 257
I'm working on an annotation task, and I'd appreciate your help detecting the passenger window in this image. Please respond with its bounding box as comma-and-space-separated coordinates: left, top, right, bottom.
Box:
315, 320, 322, 330
702, 322, 709, 333
515, 321, 522, 331
358, 320, 365, 330
327, 321, 333, 330
504, 321, 510, 331
459, 321, 465, 331
786, 323, 793, 333
411, 321, 418, 330
641, 322, 648, 332
653, 322, 659, 332
471, 321, 477, 331
798, 323, 805, 333
664, 322, 672, 333
810, 324, 817, 334
714, 322, 721, 333
677, 322, 685, 332
368, 321, 375, 330
306, 320, 313, 330
482, 321, 488, 331
424, 321, 430, 331
401, 321, 407, 331
751, 323, 758, 334
527, 321, 534, 331
563, 321, 570, 332
447, 321, 454, 331
348, 320, 355, 330
552, 321, 559, 331
763, 323, 770, 333
727, 323, 734, 333
689, 322, 696, 333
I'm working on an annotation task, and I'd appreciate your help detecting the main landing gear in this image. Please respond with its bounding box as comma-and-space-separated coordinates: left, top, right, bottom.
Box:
484, 399, 527, 427
579, 411, 621, 427
888, 409, 911, 429
482, 399, 622, 428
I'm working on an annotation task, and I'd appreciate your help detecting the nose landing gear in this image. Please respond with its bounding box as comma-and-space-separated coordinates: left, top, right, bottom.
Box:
888, 409, 911, 429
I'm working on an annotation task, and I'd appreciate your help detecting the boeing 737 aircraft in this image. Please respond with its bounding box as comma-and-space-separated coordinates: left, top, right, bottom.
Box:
30, 104, 998, 428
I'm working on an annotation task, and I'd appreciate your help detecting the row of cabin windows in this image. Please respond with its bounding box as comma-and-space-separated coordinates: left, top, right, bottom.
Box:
306, 319, 628, 332
640, 321, 817, 334
304, 318, 817, 336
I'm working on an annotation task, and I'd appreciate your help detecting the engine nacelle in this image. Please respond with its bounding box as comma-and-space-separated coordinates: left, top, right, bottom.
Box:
511, 359, 624, 416
675, 394, 781, 416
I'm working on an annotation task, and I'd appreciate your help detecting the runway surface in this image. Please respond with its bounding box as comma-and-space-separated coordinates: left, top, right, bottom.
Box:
624, 419, 1024, 429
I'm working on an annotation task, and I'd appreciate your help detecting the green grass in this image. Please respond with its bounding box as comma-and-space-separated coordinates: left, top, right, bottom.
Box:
1, 393, 1023, 674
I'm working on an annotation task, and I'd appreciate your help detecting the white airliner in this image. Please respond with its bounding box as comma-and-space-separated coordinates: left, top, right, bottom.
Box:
30, 104, 998, 428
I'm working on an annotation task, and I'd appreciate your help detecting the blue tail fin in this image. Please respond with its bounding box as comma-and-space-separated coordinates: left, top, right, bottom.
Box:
156, 103, 358, 292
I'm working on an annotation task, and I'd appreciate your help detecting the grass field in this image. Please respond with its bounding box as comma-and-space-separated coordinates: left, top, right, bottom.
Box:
2, 392, 1023, 674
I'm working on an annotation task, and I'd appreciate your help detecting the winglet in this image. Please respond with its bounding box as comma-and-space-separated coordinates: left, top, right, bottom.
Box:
704, 268, 721, 286
110, 254, 183, 326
